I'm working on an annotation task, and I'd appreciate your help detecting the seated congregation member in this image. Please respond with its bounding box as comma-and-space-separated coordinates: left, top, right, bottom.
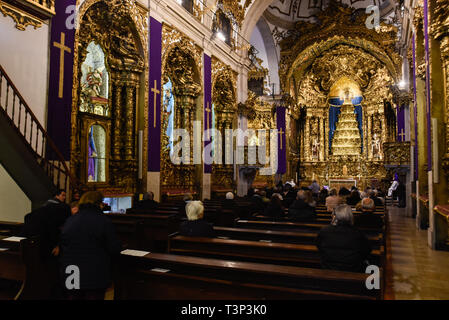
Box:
259, 190, 270, 205
325, 188, 342, 213
222, 192, 237, 209
263, 194, 285, 219
346, 189, 361, 206
60, 191, 122, 300
369, 190, 384, 207
316, 205, 372, 272
282, 184, 297, 207
288, 190, 316, 221
308, 180, 320, 199
179, 201, 215, 237
355, 198, 383, 229
249, 189, 265, 215
179, 193, 193, 217
318, 188, 329, 205
134, 191, 158, 211
338, 187, 351, 203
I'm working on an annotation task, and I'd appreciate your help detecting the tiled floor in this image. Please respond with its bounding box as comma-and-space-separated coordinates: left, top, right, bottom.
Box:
385, 206, 449, 300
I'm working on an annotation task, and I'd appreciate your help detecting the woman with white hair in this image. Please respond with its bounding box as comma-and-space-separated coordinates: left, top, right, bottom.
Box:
222, 192, 236, 209
179, 201, 215, 237
316, 204, 371, 272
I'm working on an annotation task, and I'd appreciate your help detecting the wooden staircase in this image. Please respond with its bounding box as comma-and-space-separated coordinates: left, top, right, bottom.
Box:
0, 64, 77, 206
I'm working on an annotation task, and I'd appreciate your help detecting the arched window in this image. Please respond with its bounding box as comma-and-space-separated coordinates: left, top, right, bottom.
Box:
88, 124, 107, 182
80, 42, 109, 116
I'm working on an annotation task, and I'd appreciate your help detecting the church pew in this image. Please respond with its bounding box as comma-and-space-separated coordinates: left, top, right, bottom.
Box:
0, 221, 24, 236
105, 213, 179, 252
110, 219, 144, 249
115, 252, 382, 300
167, 234, 384, 269
213, 226, 384, 249
0, 236, 47, 300
235, 219, 385, 235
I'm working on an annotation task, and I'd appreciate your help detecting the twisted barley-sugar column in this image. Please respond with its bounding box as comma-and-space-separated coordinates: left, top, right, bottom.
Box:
125, 83, 135, 161
113, 82, 122, 161
367, 113, 372, 159
319, 116, 324, 161
305, 116, 310, 161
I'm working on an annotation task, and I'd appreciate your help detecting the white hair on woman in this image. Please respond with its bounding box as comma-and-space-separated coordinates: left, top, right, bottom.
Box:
226, 192, 234, 200
185, 200, 204, 221
332, 204, 354, 226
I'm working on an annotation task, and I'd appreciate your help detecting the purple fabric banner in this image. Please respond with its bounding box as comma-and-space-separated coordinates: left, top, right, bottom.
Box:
148, 17, 162, 172
47, 0, 76, 160
203, 54, 212, 174
276, 106, 286, 174
424, 0, 432, 171
413, 32, 419, 180
397, 105, 406, 142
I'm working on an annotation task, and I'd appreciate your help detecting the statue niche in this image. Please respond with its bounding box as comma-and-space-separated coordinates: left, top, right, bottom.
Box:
72, 0, 145, 193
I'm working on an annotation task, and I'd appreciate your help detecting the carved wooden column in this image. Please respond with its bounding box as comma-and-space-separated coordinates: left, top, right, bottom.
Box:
125, 83, 135, 161
319, 116, 324, 161
304, 115, 310, 161
367, 113, 372, 159
113, 82, 123, 161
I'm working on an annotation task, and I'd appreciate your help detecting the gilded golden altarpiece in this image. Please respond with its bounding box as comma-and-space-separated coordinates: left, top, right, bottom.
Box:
71, 0, 148, 195
211, 57, 238, 192
160, 25, 202, 195
276, 4, 405, 190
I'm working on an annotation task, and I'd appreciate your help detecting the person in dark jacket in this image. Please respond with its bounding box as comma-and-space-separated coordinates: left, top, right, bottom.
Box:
179, 201, 215, 237
346, 189, 361, 206
288, 190, 316, 221
222, 192, 237, 209
60, 191, 122, 300
263, 194, 285, 219
134, 191, 159, 211
316, 204, 371, 272
318, 188, 329, 205
354, 198, 383, 229
22, 189, 70, 258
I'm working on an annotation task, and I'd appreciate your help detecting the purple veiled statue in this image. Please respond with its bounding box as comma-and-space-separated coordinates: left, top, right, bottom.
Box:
88, 127, 98, 182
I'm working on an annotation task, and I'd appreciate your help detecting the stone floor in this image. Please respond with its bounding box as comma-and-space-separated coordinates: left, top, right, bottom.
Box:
385, 206, 449, 300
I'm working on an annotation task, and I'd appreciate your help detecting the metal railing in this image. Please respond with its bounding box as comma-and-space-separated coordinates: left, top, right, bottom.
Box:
0, 64, 76, 192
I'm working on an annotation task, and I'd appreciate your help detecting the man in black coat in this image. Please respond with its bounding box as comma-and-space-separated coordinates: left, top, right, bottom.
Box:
60, 191, 122, 299
134, 192, 159, 211
316, 204, 371, 272
22, 189, 70, 258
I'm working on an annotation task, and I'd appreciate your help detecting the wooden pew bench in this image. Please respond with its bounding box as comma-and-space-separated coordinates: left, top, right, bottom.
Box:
213, 226, 384, 249
0, 221, 24, 236
235, 219, 385, 236
167, 235, 384, 269
0, 236, 44, 300
105, 213, 179, 252
115, 252, 382, 300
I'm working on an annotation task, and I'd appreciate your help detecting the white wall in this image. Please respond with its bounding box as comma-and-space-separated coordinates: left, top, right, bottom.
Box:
250, 26, 270, 71
0, 164, 31, 222
0, 15, 49, 127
